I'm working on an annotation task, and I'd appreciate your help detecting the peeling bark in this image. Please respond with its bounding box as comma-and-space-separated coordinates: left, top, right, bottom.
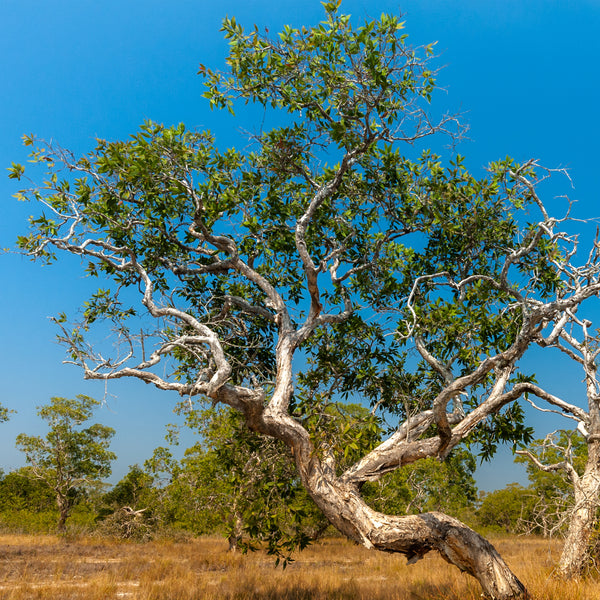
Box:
557, 439, 600, 579
296, 457, 527, 600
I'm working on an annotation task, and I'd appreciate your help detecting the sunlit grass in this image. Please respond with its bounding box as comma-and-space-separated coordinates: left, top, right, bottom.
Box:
0, 533, 598, 599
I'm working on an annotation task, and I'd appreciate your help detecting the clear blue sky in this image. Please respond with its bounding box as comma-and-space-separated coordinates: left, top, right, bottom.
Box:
2, 0, 600, 490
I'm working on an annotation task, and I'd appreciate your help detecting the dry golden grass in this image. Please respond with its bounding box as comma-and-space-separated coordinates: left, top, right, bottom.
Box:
0, 533, 598, 599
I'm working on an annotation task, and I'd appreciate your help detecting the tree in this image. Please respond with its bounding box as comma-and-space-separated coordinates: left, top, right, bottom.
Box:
155, 401, 378, 554
476, 433, 589, 541
517, 412, 600, 577
513, 431, 587, 540
0, 467, 55, 513
0, 406, 9, 423
144, 442, 234, 539
15, 395, 116, 532
168, 406, 321, 555
12, 4, 600, 597
477, 484, 534, 535
98, 465, 157, 540
101, 464, 154, 512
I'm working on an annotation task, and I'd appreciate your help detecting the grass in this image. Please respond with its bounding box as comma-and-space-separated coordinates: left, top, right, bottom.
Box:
0, 534, 598, 599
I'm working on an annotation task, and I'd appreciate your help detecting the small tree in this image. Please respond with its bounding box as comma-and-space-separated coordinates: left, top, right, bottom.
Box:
477, 484, 534, 534
101, 464, 155, 512
145, 402, 380, 554
517, 417, 600, 577
16, 395, 116, 532
514, 431, 586, 539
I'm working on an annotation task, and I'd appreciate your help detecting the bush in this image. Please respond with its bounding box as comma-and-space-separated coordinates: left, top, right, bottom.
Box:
96, 507, 157, 542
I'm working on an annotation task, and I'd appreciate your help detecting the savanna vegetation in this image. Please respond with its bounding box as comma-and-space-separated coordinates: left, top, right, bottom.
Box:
8, 1, 600, 598
0, 533, 598, 600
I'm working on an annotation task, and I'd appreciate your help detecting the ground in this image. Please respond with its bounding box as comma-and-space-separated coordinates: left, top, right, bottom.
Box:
0, 534, 596, 599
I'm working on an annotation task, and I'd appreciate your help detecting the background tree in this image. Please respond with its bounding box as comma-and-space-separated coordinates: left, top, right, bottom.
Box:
0, 467, 55, 514
12, 3, 600, 597
173, 406, 317, 556
474, 433, 588, 539
514, 431, 587, 540
145, 401, 379, 556
102, 465, 152, 509
477, 484, 535, 535
100, 464, 154, 512
15, 395, 116, 532
97, 464, 157, 541
143, 442, 234, 540
517, 412, 600, 578
364, 448, 478, 521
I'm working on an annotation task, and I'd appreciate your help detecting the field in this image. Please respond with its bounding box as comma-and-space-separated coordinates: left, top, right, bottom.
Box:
0, 534, 598, 599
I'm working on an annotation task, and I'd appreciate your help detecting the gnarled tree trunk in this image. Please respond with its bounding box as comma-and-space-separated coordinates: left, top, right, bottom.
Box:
293, 447, 527, 599
557, 438, 600, 579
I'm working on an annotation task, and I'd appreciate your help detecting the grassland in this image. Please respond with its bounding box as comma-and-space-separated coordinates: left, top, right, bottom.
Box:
0, 533, 598, 599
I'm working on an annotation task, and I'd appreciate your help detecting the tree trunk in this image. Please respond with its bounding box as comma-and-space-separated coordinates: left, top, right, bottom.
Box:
556, 442, 600, 579
227, 510, 243, 552
56, 494, 69, 534
298, 456, 527, 600
227, 379, 528, 597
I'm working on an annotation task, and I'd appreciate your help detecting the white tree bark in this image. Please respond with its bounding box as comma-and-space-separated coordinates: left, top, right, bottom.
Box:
518, 309, 600, 579
297, 454, 527, 599
557, 453, 600, 579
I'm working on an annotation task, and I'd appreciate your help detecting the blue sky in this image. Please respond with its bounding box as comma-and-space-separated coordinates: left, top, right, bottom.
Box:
2, 0, 600, 491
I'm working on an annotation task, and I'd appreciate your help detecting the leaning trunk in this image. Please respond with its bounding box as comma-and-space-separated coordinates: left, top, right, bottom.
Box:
238, 370, 527, 598
557, 442, 600, 579
298, 456, 527, 600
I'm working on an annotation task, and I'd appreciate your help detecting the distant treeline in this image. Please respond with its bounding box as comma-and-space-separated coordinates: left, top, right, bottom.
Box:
0, 423, 584, 544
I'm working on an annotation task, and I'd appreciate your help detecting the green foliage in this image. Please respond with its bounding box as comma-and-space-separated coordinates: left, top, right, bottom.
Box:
467, 402, 534, 462
143, 444, 231, 536
364, 448, 478, 519
14, 7, 556, 432
202, 3, 434, 132
148, 405, 330, 561
15, 395, 116, 532
100, 464, 154, 511
0, 405, 10, 423
0, 467, 98, 534
477, 483, 534, 534
0, 467, 54, 512
293, 395, 383, 471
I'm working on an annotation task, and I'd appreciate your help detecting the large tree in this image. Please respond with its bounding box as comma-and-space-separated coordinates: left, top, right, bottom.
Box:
11, 3, 600, 597
16, 395, 116, 532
